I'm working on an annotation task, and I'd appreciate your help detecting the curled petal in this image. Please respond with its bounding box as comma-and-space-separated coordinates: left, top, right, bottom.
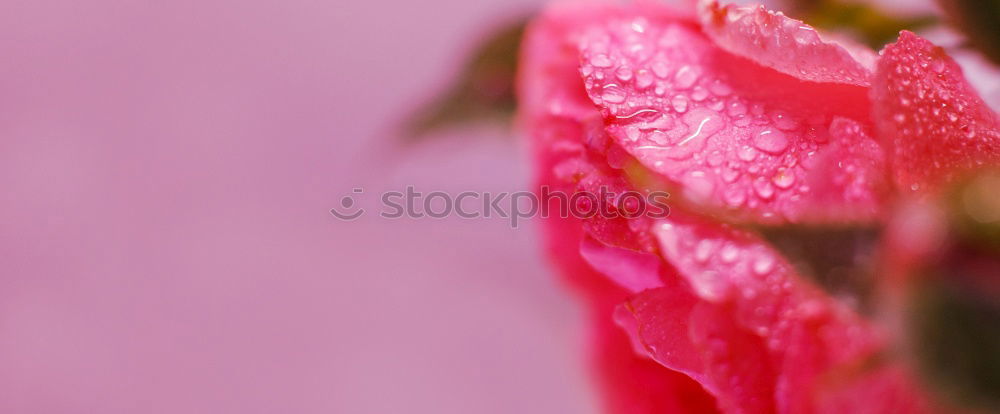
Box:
580, 236, 664, 293
697, 0, 876, 86
623, 288, 777, 413
596, 304, 721, 413
578, 13, 885, 224
872, 31, 1000, 194
619, 213, 934, 413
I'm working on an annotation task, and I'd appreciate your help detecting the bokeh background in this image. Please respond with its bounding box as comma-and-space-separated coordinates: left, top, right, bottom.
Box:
0, 0, 596, 412
2, 0, 998, 412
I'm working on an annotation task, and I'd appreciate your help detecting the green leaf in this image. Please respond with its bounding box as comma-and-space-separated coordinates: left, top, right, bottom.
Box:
402, 17, 529, 140
757, 224, 881, 313
908, 272, 1000, 412
896, 169, 1000, 411
789, 0, 937, 48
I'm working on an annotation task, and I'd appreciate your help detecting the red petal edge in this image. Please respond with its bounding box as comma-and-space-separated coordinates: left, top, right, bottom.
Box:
872, 31, 1000, 195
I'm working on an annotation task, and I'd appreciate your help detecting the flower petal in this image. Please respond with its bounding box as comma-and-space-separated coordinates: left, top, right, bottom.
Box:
519, 6, 720, 411
637, 212, 931, 413
623, 288, 777, 413
596, 305, 722, 413
872, 31, 1000, 194
580, 236, 664, 293
697, 0, 876, 86
578, 13, 885, 223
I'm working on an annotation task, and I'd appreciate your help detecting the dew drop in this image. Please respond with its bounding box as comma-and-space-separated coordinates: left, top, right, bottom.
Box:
625, 125, 641, 142
753, 177, 775, 199
723, 186, 746, 207
615, 66, 634, 82
707, 151, 724, 167
792, 25, 818, 44
721, 167, 740, 183
636, 69, 654, 89
930, 59, 945, 73
690, 270, 730, 302
720, 244, 739, 263
671, 95, 689, 113
753, 128, 789, 154
602, 84, 627, 103
695, 89, 713, 104
772, 168, 795, 189
770, 111, 799, 131
651, 59, 671, 78
591, 54, 613, 68
674, 65, 699, 89
709, 80, 732, 97
727, 100, 747, 118
641, 131, 664, 146
695, 239, 715, 263
631, 17, 648, 33
752, 254, 775, 275
683, 170, 716, 201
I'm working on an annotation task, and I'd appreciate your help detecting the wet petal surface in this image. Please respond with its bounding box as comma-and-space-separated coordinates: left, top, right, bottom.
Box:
872, 31, 1000, 194
620, 213, 933, 413
577, 14, 885, 224
697, 0, 876, 87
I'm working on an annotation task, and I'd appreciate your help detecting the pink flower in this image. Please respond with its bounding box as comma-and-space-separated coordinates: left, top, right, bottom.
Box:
517, 0, 1000, 412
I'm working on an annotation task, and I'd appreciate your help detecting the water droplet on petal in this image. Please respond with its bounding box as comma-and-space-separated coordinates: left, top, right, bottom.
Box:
683, 170, 716, 201
752, 254, 775, 275
671, 95, 689, 113
615, 66, 634, 82
737, 146, 757, 161
709, 80, 732, 97
651, 59, 671, 78
625, 125, 641, 142
695, 239, 715, 263
674, 65, 699, 89
753, 128, 789, 154
715, 246, 736, 266
771, 168, 795, 189
770, 111, 799, 130
691, 87, 709, 101
591, 54, 613, 68
721, 167, 740, 183
631, 17, 648, 33
636, 69, 654, 89
690, 270, 730, 302
723, 186, 746, 207
930, 59, 945, 73
792, 25, 818, 44
602, 84, 627, 103
753, 177, 775, 199
728, 100, 747, 117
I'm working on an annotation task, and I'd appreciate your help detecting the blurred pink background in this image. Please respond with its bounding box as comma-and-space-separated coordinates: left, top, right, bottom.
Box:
0, 0, 597, 412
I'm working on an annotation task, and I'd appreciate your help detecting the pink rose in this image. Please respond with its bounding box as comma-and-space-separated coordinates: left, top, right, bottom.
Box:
517, 0, 1000, 412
